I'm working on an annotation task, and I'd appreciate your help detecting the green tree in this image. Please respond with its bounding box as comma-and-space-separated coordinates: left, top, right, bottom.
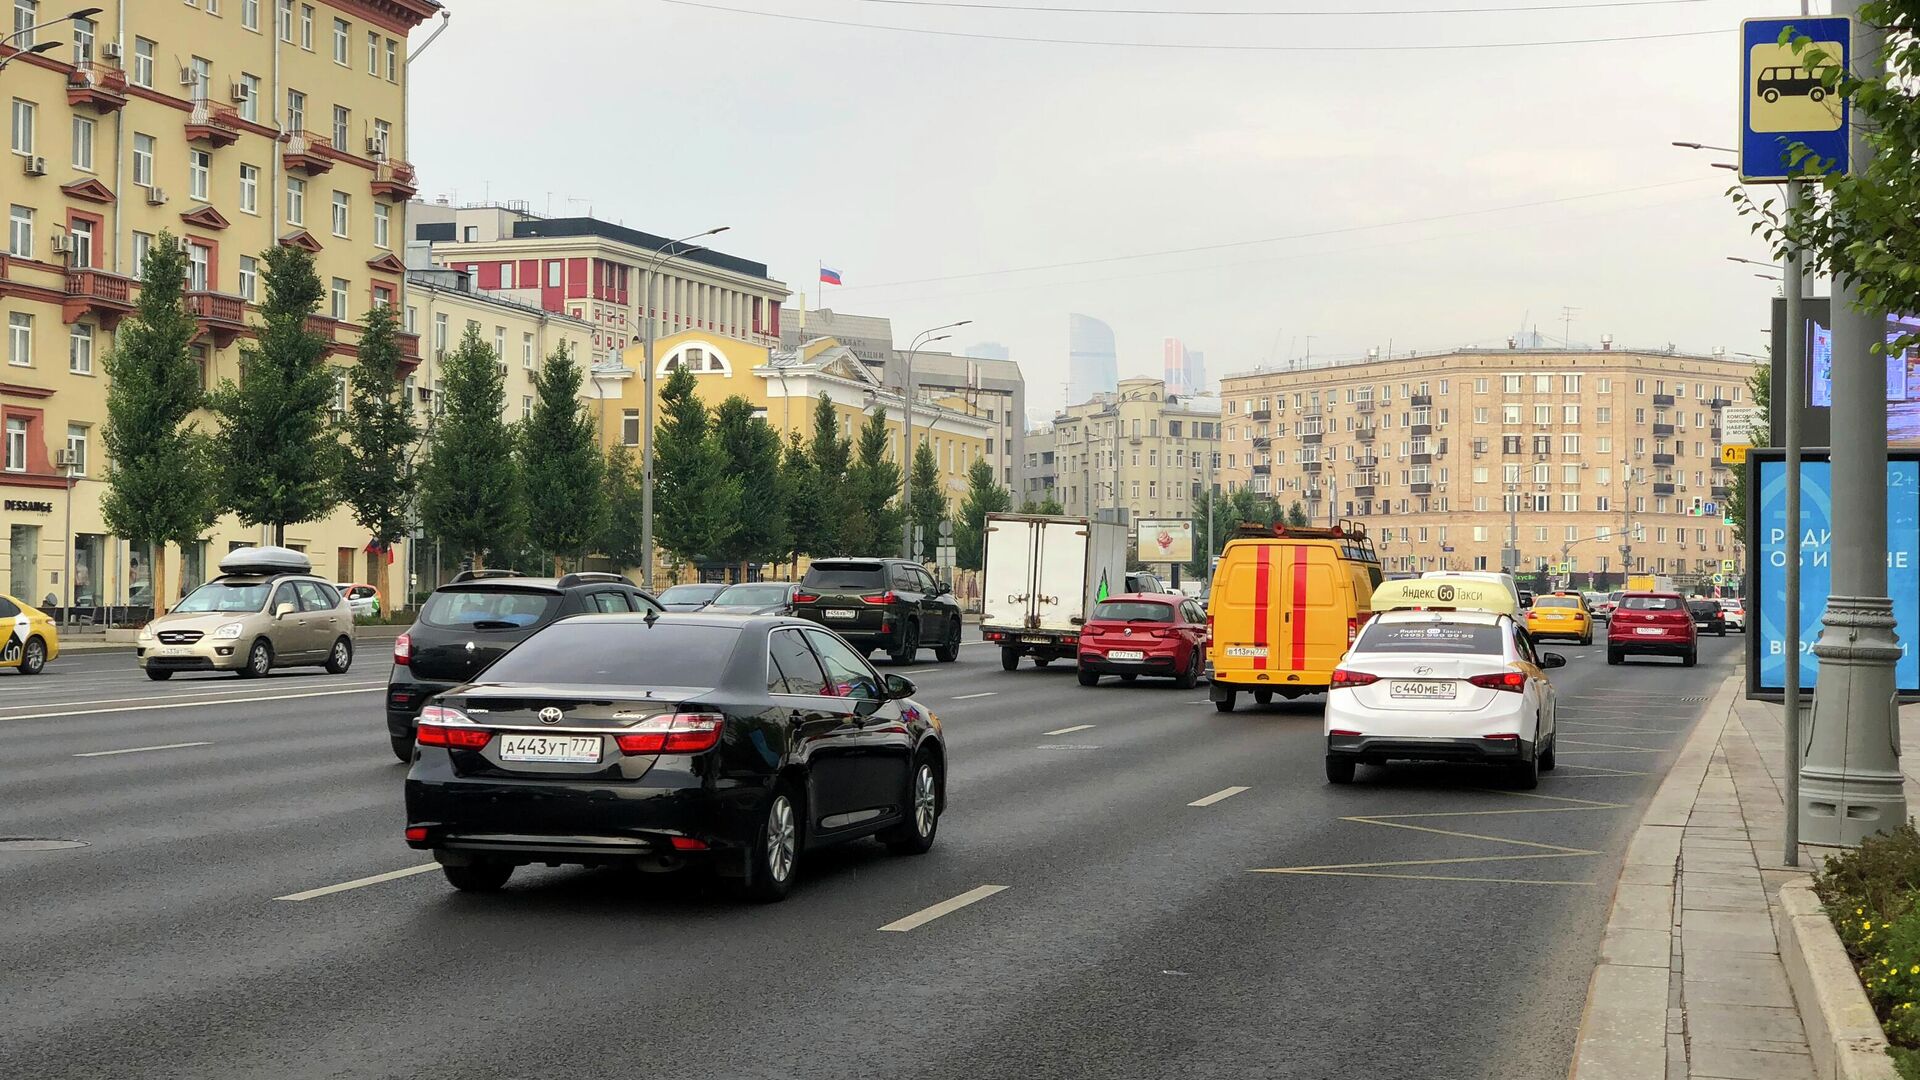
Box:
1189, 492, 1237, 580
712, 395, 789, 575
207, 245, 338, 545
1019, 496, 1066, 515
518, 342, 605, 571
908, 438, 944, 562
595, 442, 648, 574
807, 393, 855, 554
333, 302, 417, 600
1724, 361, 1769, 547
849, 408, 903, 556
653, 365, 739, 565
419, 324, 519, 564
99, 232, 219, 612
953, 457, 1012, 571
782, 429, 824, 568
1285, 501, 1311, 528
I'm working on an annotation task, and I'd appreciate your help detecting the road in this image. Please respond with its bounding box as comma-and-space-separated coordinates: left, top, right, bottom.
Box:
0, 629, 1740, 1080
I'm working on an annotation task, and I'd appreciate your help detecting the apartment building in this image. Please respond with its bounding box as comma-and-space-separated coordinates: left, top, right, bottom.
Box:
1035, 377, 1221, 526
403, 267, 594, 427
881, 350, 1026, 491
1218, 348, 1757, 586
1, 0, 439, 607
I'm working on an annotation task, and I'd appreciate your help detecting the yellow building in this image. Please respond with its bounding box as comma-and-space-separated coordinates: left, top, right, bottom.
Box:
591, 333, 995, 576
402, 267, 595, 426
1, 0, 440, 610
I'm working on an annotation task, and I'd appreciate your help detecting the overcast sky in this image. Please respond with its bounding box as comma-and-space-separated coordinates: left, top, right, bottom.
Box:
409, 0, 1815, 414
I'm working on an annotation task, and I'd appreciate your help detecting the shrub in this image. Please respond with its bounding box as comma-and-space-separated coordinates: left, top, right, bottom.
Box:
1816, 822, 1920, 1055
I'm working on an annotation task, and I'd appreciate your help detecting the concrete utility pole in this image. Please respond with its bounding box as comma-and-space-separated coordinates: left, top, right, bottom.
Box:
901, 321, 969, 560
1803, 0, 1905, 846
639, 227, 728, 591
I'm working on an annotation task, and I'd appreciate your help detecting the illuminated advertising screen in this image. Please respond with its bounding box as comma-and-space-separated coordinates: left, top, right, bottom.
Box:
1771, 297, 1920, 448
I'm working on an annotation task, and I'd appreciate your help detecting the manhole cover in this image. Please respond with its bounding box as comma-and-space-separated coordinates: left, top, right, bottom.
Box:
0, 838, 88, 851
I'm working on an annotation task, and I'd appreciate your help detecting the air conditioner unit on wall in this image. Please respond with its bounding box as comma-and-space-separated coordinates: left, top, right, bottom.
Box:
146, 187, 169, 205
178, 66, 197, 86
101, 41, 123, 60
53, 449, 75, 467
49, 234, 73, 255
23, 156, 46, 176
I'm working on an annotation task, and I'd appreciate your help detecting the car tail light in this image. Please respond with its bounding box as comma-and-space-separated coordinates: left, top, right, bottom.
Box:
1484, 732, 1520, 741
792, 592, 819, 604
669, 836, 709, 851
393, 632, 411, 666
1328, 728, 1363, 737
861, 591, 896, 605
404, 826, 428, 842
1330, 668, 1378, 688
615, 712, 725, 755
416, 705, 493, 748
1206, 613, 1214, 647
1468, 671, 1528, 693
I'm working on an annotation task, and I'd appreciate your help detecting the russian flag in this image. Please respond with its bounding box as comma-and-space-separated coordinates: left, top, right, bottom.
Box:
819, 267, 843, 286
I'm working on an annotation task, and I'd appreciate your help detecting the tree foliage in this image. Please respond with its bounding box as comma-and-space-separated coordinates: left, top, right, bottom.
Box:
782, 429, 825, 565
652, 364, 739, 564
518, 342, 605, 570
333, 302, 417, 560
419, 324, 519, 563
1019, 496, 1066, 515
596, 442, 649, 572
1285, 500, 1311, 528
953, 457, 1012, 571
908, 438, 945, 562
712, 395, 788, 571
1725, 361, 1770, 547
850, 408, 903, 557
207, 245, 338, 544
99, 231, 219, 610
804, 393, 855, 555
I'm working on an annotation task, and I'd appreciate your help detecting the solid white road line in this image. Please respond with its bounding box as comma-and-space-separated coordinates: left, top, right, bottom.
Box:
1188, 785, 1251, 807
72, 741, 213, 758
275, 863, 440, 902
877, 885, 1010, 932
1043, 723, 1095, 735
952, 692, 998, 701
0, 680, 384, 716
3, 686, 382, 723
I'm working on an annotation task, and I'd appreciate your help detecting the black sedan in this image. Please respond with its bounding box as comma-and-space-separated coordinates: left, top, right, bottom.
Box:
705, 581, 798, 616
656, 582, 729, 612
403, 614, 946, 901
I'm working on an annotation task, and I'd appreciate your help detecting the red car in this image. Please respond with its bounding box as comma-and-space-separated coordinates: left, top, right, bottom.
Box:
1077, 593, 1209, 688
1607, 592, 1698, 667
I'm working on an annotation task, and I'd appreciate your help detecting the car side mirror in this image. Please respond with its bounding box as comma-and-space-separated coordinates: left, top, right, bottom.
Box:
884, 673, 917, 700
936, 582, 952, 597
274, 602, 297, 619
1542, 652, 1567, 669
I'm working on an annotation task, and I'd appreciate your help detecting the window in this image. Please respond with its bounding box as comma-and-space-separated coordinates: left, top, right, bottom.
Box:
67, 322, 92, 374
132, 36, 155, 85
1535, 374, 1552, 393
1534, 404, 1552, 424
366, 29, 378, 73
66, 217, 90, 267
9, 97, 33, 156
332, 17, 349, 63
237, 255, 258, 301
65, 424, 86, 473
6, 310, 29, 366
1563, 434, 1581, 454
767, 629, 828, 696
299, 3, 312, 48
286, 176, 305, 224
546, 261, 561, 287
522, 332, 534, 367
329, 277, 348, 320
372, 118, 391, 157
1502, 404, 1521, 424
236, 73, 259, 121
621, 409, 640, 446
6, 204, 30, 257
499, 262, 513, 289
3, 416, 23, 471
331, 105, 349, 147
131, 231, 152, 275
385, 37, 398, 80
805, 628, 882, 701
186, 242, 209, 291
1503, 374, 1522, 393
521, 395, 532, 420
67, 113, 94, 172
241, 0, 258, 29
276, 0, 291, 40
230, 162, 259, 215
286, 88, 304, 132
189, 149, 210, 200
71, 16, 92, 61
372, 201, 389, 248
11, 0, 34, 46
493, 326, 505, 358
1503, 463, 1520, 484
330, 190, 349, 237
1563, 464, 1581, 484
371, 283, 392, 309
432, 312, 447, 354
132, 132, 153, 186
187, 56, 210, 103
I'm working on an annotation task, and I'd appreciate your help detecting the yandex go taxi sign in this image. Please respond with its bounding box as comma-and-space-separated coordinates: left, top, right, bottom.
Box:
1370, 578, 1518, 618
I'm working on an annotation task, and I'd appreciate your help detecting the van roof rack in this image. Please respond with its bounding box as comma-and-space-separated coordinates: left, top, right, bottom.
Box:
450, 568, 522, 584
555, 572, 634, 589
1230, 519, 1378, 564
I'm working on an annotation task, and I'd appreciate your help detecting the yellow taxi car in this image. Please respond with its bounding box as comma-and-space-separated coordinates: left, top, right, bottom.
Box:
1524, 591, 1593, 646
0, 593, 59, 675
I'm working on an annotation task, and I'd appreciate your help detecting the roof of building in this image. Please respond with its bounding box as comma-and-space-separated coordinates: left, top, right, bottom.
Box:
405, 269, 596, 328
1221, 345, 1754, 383
509, 218, 774, 281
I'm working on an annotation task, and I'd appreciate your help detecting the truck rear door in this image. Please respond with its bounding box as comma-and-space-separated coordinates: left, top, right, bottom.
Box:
1035, 519, 1092, 634
983, 517, 1037, 630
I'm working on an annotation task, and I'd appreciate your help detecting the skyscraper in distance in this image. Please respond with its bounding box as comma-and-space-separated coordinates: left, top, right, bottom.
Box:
965, 342, 1011, 361
1163, 338, 1189, 396
1186, 349, 1207, 394
1069, 314, 1119, 403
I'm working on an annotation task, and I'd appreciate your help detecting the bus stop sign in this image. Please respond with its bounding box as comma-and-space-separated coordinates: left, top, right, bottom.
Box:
1740, 16, 1852, 182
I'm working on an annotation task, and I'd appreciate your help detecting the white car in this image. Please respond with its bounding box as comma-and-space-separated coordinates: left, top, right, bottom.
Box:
335, 583, 380, 619
1324, 609, 1563, 789
1420, 569, 1521, 610
1718, 598, 1746, 632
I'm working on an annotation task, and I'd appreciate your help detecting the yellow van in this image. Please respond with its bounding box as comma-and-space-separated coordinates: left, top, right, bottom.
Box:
1206, 522, 1382, 712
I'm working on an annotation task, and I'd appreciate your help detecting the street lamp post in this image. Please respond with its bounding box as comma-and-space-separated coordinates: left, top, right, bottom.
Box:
638, 227, 729, 591
0, 7, 101, 73
901, 321, 969, 559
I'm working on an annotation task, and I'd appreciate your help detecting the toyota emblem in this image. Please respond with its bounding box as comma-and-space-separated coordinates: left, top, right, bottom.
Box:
538, 707, 563, 725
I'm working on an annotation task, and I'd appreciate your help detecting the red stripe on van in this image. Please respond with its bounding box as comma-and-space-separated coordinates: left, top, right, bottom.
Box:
1252, 545, 1271, 669
1290, 546, 1309, 671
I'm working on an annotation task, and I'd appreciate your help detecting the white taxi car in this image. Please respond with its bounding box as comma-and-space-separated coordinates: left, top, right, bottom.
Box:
1325, 601, 1563, 789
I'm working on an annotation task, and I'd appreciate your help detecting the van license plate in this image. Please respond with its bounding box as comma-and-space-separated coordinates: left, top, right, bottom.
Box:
823, 610, 857, 620
1022, 636, 1050, 644
1225, 646, 1268, 658
1390, 680, 1456, 700
499, 735, 601, 763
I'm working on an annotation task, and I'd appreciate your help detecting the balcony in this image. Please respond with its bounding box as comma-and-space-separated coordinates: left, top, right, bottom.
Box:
1411, 393, 1433, 407
370, 159, 418, 202
185, 289, 249, 348
304, 315, 339, 342
1356, 399, 1374, 412
66, 62, 128, 113
1354, 485, 1376, 499
1250, 408, 1271, 422
62, 269, 137, 330
1410, 452, 1433, 466
1411, 482, 1433, 495
281, 131, 335, 175
184, 102, 242, 148
1356, 456, 1379, 470
1355, 426, 1376, 442
1301, 430, 1322, 444
1710, 426, 1722, 441
397, 330, 422, 372
1653, 393, 1676, 407
1652, 453, 1675, 466
1652, 423, 1675, 437
1711, 396, 1732, 408
1251, 464, 1270, 476
1653, 482, 1676, 497
1711, 485, 1732, 499
1411, 423, 1433, 437
1251, 435, 1270, 450
1301, 460, 1322, 473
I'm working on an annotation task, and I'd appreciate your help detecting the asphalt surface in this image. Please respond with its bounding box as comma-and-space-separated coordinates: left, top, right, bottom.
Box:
0, 625, 1741, 1080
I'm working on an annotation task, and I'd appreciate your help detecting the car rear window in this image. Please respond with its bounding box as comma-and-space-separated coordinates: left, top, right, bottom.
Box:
1093, 601, 1175, 622
802, 563, 887, 589
481, 622, 738, 686
1688, 601, 1720, 613
1536, 596, 1579, 609
1621, 596, 1681, 611
716, 584, 791, 607
419, 588, 561, 630
1356, 621, 1505, 655
658, 583, 726, 604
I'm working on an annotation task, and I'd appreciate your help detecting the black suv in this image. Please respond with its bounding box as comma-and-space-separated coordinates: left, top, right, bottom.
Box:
1687, 598, 1728, 637
792, 558, 962, 665
385, 571, 662, 761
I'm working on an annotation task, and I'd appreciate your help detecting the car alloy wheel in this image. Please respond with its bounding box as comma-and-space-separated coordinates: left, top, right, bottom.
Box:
885, 756, 942, 855
326, 637, 353, 674
913, 764, 937, 838
766, 794, 797, 884
244, 641, 272, 678
21, 638, 45, 675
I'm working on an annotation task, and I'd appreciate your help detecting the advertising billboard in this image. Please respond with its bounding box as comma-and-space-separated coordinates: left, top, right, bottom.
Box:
1770, 297, 1920, 447
1135, 519, 1194, 564
1745, 448, 1920, 700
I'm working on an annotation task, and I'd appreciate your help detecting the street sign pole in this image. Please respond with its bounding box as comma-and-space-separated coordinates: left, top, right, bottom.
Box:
1782, 174, 1805, 865
1802, 1, 1905, 847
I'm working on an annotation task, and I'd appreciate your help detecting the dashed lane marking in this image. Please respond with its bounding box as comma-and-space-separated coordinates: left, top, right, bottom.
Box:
275, 863, 439, 901
0, 680, 385, 717
877, 885, 1009, 932
1189, 786, 1250, 807
3, 686, 383, 723
73, 741, 212, 758
953, 692, 998, 701
1044, 723, 1095, 736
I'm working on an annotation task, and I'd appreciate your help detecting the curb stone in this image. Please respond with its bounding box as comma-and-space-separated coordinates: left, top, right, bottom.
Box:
1777, 879, 1901, 1080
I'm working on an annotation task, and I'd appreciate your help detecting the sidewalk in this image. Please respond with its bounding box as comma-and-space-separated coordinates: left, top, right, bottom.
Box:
1572, 677, 1820, 1079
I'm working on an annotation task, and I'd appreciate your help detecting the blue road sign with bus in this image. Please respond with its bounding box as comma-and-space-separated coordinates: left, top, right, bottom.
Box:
1740, 16, 1851, 182
1748, 451, 1920, 698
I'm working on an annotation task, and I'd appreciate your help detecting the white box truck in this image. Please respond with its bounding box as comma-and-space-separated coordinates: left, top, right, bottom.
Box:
981, 513, 1130, 671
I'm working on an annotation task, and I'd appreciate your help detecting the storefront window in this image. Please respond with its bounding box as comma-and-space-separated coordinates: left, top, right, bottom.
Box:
7, 523, 38, 600
72, 533, 105, 607
181, 540, 209, 594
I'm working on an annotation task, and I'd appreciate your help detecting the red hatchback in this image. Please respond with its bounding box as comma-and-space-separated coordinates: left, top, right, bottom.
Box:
1077, 594, 1209, 688
1607, 592, 1698, 667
